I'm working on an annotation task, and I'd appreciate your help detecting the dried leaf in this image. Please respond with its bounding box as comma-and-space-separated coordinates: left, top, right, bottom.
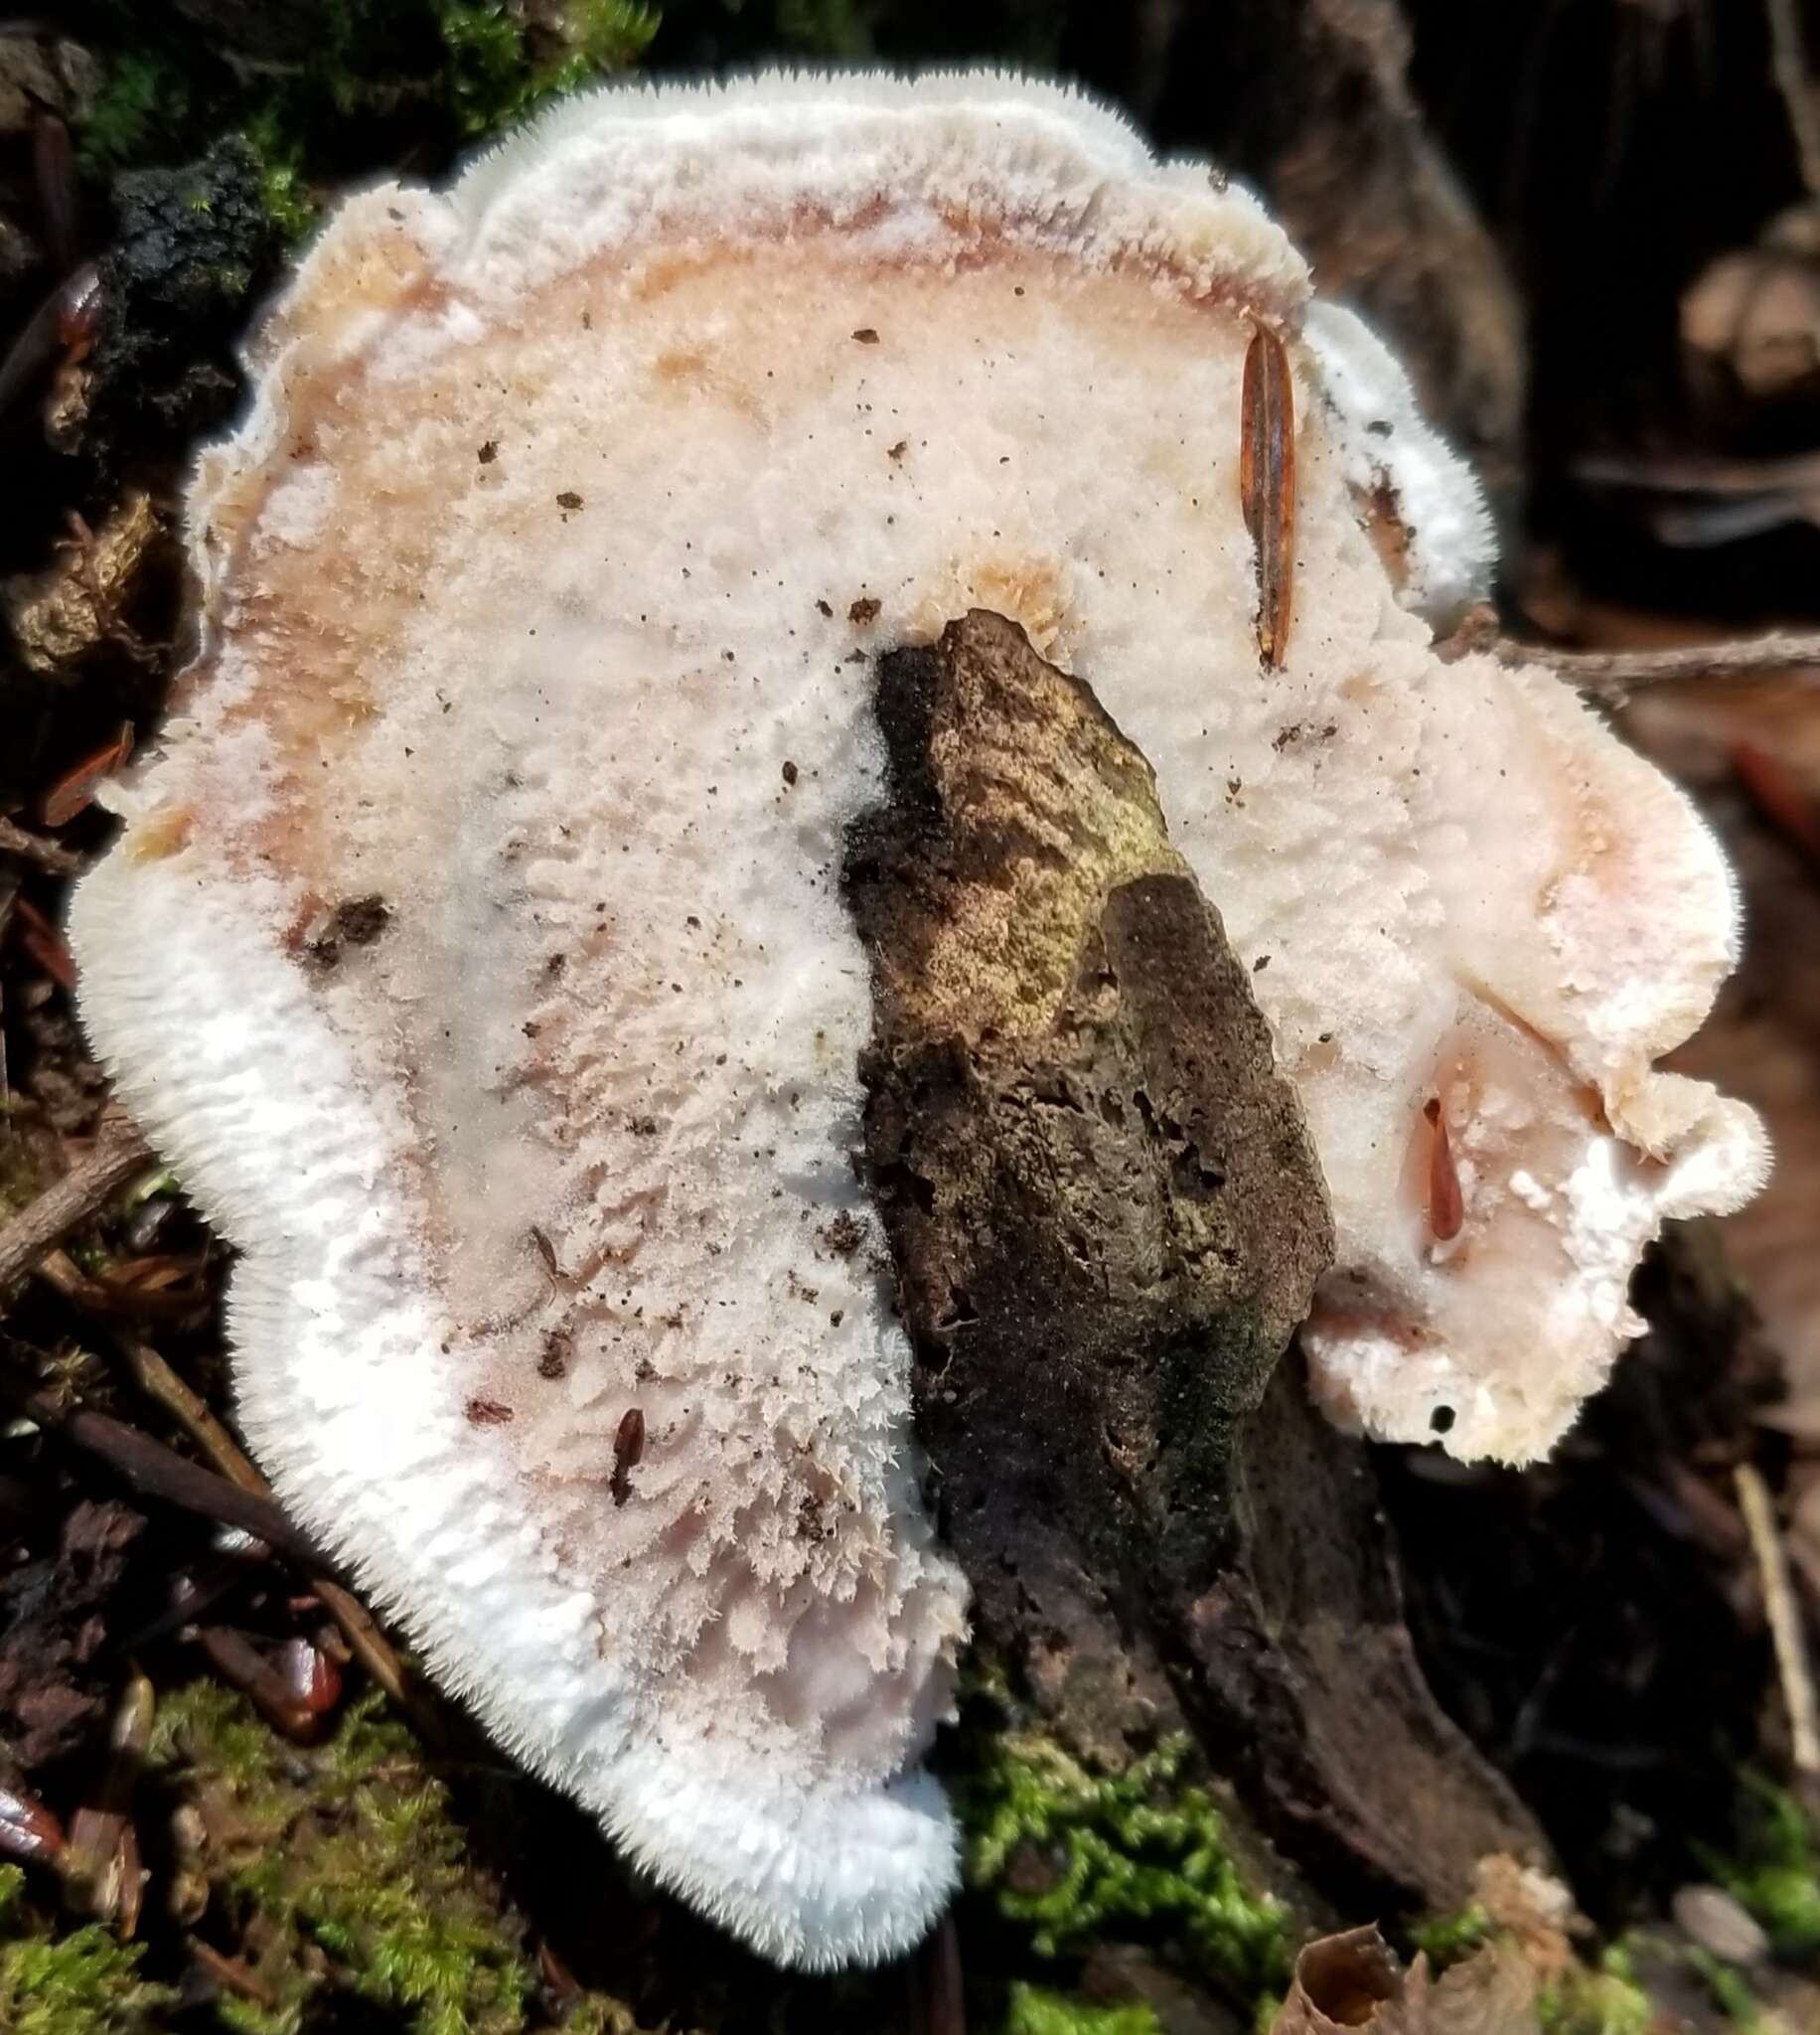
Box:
41, 724, 133, 828
1270, 1929, 1541, 2035
1273, 1928, 1414, 2033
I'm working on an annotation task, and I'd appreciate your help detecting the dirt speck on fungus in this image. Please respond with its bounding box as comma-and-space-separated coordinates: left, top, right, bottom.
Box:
307, 895, 390, 967
611, 1409, 646, 1506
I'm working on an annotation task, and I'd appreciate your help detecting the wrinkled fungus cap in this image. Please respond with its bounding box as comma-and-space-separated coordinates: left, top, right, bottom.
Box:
70, 70, 1766, 1967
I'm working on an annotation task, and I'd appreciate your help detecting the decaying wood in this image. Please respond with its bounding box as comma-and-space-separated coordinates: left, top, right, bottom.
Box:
845, 610, 1544, 1913
1209, 0, 1526, 500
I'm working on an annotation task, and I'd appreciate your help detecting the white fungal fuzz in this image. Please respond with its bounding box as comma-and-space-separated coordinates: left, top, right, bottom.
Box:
69, 68, 1765, 1966
1301, 299, 1497, 626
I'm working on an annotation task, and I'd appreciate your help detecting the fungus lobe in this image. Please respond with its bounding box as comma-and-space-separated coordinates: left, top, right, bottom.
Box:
70, 70, 1764, 1968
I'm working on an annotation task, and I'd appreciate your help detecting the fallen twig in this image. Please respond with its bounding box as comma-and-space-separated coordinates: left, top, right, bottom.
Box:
194, 1627, 339, 1743
1499, 630, 1820, 701
187, 1937, 276, 2008
1737, 1462, 1820, 1776
1767, 0, 1820, 201
0, 1105, 152, 1292
111, 1328, 259, 1490
0, 815, 82, 875
2, 1377, 321, 1561
103, 1326, 422, 1721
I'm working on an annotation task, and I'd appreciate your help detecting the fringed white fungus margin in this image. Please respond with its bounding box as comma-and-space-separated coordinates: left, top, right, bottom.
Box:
70, 68, 1766, 1967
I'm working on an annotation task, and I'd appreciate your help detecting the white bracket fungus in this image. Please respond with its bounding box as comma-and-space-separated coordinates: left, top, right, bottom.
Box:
69, 69, 1766, 1968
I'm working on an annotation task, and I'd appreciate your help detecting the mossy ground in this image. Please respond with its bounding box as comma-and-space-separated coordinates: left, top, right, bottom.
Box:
0, 1864, 176, 2035
72, 0, 1067, 243
144, 1678, 618, 2035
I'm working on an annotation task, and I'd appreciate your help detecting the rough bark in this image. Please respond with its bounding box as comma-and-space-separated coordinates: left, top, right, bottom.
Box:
845, 611, 1547, 1914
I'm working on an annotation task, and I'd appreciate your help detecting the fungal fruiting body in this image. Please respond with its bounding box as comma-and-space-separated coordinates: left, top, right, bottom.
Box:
70, 71, 1765, 1966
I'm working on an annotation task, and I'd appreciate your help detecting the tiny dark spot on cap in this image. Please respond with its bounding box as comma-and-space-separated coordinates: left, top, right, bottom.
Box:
851, 327, 879, 345
537, 1331, 570, 1380
1429, 1405, 1455, 1435
848, 596, 880, 626
466, 1396, 514, 1427
1252, 954, 1270, 973
478, 440, 498, 464
815, 598, 834, 618
556, 490, 583, 511
782, 759, 799, 786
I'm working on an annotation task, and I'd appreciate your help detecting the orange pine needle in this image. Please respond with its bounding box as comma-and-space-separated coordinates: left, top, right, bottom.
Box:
1240, 321, 1294, 669
1429, 1110, 1464, 1243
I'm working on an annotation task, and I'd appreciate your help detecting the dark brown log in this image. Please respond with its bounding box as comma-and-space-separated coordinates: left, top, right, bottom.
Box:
845, 611, 1545, 1914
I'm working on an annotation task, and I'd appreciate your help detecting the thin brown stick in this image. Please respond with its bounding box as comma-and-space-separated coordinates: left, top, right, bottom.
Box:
312, 1578, 415, 1714
1498, 630, 1820, 701
106, 1327, 419, 1719
1737, 1462, 1820, 1776
1767, 0, 1820, 201
113, 1329, 261, 1489
187, 1937, 276, 2007
0, 1106, 151, 1291
13, 1386, 321, 1561
0, 815, 82, 875
8, 1120, 427, 1727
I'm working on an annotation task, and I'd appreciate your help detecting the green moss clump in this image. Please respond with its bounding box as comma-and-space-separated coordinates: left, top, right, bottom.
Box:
78, 0, 659, 214
1003, 1981, 1161, 2035
437, 0, 659, 133
1535, 1948, 1655, 2035
0, 1865, 178, 2035
966, 1733, 1290, 2009
149, 1678, 644, 2035
1705, 1773, 1820, 1958
1684, 1947, 1764, 2031
1407, 1903, 1492, 1970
